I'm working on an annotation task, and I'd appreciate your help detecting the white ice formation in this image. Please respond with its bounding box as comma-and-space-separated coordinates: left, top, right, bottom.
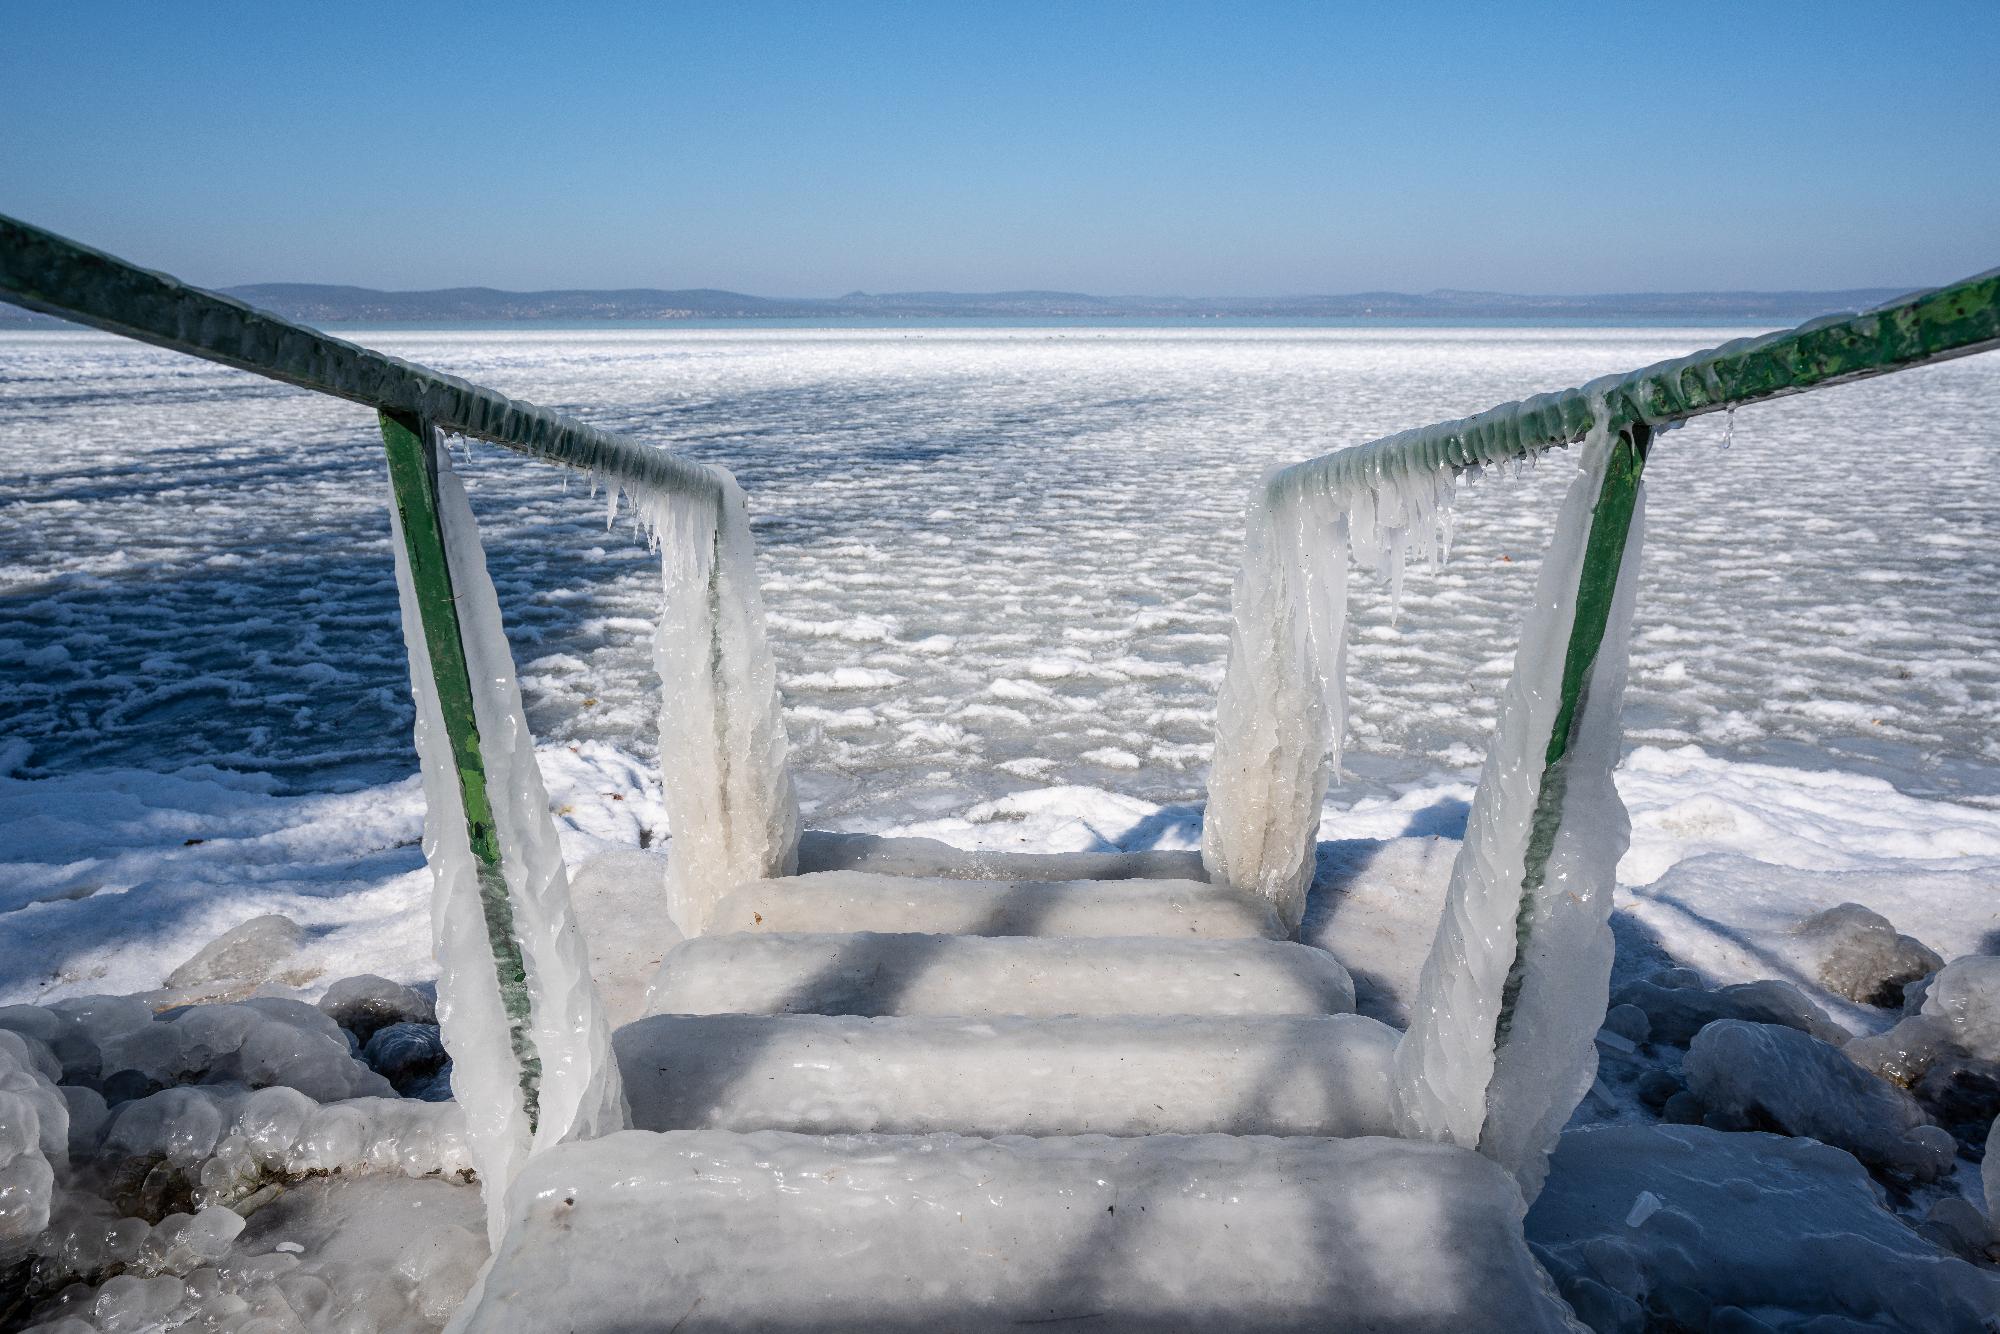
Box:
0, 1030, 68, 1255
1684, 1019, 1954, 1180
1390, 423, 1642, 1196
1206, 410, 1644, 1200
387, 440, 626, 1242
1202, 448, 1455, 929
642, 472, 800, 937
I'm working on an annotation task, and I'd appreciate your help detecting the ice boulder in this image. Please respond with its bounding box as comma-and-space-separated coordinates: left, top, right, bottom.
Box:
163, 913, 308, 993
0, 1031, 69, 1253
1846, 954, 2000, 1088
1795, 903, 1943, 1007
1608, 971, 1843, 1047
1527, 1123, 2000, 1333
1684, 1020, 1951, 1180
318, 974, 437, 1042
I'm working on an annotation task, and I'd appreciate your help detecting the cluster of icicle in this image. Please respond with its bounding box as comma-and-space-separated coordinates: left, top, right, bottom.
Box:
1203, 405, 1643, 1198
386, 436, 800, 1242
1201, 448, 1457, 931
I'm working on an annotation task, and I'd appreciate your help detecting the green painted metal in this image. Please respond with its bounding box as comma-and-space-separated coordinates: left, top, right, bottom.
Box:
1270, 267, 2000, 505
380, 409, 542, 1129
1490, 425, 1649, 1052
0, 213, 719, 505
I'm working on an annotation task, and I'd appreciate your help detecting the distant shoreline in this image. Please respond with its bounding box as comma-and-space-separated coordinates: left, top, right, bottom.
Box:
0, 281, 1913, 330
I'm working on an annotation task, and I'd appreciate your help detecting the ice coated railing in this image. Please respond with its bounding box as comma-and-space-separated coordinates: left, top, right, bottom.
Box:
0, 214, 801, 1238
1203, 265, 2000, 1193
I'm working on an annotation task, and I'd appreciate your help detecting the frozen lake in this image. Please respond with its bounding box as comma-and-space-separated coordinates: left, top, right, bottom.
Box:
3, 325, 1997, 822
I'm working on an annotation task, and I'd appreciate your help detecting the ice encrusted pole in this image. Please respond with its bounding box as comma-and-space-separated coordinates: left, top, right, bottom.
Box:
646, 472, 800, 938
381, 412, 626, 1244
1391, 413, 1646, 1199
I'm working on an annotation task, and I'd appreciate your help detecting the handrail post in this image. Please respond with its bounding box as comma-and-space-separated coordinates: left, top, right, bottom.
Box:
380, 408, 541, 1129
1494, 421, 1647, 1043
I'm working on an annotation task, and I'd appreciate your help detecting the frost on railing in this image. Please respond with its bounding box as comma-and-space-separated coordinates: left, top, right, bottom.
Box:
387, 444, 628, 1243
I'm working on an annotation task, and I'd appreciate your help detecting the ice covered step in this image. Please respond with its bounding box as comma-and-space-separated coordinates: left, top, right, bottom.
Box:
614, 1012, 1398, 1138
708, 869, 1286, 939
797, 828, 1205, 883
645, 932, 1356, 1018
456, 1128, 1573, 1334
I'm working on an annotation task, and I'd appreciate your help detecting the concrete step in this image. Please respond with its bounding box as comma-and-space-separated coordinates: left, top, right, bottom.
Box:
614, 1012, 1398, 1138
797, 828, 1206, 883
455, 1128, 1573, 1333
708, 869, 1286, 940
645, 931, 1356, 1019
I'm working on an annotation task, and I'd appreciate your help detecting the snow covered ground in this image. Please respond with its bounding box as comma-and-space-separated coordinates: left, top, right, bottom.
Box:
3, 326, 1999, 1330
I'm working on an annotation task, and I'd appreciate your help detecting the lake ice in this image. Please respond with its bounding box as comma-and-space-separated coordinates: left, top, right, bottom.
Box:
2, 324, 1998, 1331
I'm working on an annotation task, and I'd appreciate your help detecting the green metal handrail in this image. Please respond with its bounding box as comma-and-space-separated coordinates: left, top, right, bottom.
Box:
0, 213, 720, 505
1269, 266, 2000, 503
0, 214, 736, 1138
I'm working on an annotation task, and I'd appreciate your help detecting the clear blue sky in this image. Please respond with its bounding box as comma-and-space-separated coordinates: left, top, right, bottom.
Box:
4, 1, 1995, 296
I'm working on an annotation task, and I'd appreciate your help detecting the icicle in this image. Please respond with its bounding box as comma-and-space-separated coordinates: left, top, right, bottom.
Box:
1721, 405, 1736, 450
1389, 405, 1644, 1201
645, 470, 800, 937
605, 484, 621, 530
385, 441, 627, 1247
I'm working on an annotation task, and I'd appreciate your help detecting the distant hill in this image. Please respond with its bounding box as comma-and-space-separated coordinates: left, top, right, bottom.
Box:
1, 282, 1914, 327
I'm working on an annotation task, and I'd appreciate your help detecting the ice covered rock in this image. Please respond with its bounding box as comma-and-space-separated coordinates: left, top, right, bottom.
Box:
456, 1129, 1574, 1333
317, 974, 436, 1042
1795, 902, 1943, 1007
163, 913, 307, 993
1527, 1123, 2000, 1332
0, 1031, 68, 1253
1846, 954, 2000, 1089
1684, 1020, 1951, 1180
1608, 972, 1844, 1047
361, 1022, 448, 1093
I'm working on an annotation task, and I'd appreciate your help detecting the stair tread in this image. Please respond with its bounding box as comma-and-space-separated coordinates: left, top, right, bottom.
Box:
797, 828, 1205, 883
710, 869, 1285, 940
456, 1128, 1572, 1333
614, 1011, 1398, 1138
646, 930, 1356, 1019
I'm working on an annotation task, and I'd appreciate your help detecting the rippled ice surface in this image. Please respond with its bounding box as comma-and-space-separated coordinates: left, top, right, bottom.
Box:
2, 327, 1996, 822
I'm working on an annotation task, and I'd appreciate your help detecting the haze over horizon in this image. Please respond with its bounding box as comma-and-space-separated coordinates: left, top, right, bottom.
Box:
3, 2, 1995, 297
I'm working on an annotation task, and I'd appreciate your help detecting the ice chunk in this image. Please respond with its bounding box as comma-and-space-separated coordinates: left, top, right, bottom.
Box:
386, 436, 626, 1242
163, 913, 306, 992
1528, 1124, 2000, 1332
361, 1023, 448, 1093
1795, 902, 1943, 1007
454, 1129, 1574, 1333
1684, 1019, 1951, 1180
318, 974, 436, 1042
1609, 973, 1845, 1047
0, 1033, 67, 1253
1392, 421, 1643, 1199
644, 474, 801, 937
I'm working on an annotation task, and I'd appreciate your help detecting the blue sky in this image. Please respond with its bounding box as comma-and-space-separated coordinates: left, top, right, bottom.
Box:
4, 2, 1995, 295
